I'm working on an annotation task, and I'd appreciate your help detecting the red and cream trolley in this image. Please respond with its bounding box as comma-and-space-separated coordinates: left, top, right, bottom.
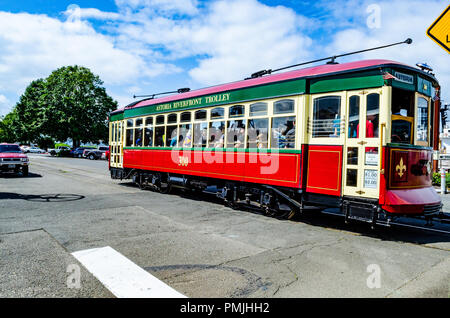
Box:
108, 58, 442, 224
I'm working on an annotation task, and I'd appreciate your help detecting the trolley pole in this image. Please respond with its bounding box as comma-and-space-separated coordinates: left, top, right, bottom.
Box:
441, 167, 447, 194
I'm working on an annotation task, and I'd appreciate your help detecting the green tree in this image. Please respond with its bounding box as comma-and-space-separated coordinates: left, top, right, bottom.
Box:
0, 65, 117, 147
13, 78, 47, 144
0, 111, 19, 143
42, 65, 117, 148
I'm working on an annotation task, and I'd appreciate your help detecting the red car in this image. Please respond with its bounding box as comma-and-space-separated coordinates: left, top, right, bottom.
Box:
0, 143, 29, 176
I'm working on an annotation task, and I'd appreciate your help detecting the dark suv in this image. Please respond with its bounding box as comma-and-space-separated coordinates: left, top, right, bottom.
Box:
72, 147, 94, 158
0, 143, 29, 176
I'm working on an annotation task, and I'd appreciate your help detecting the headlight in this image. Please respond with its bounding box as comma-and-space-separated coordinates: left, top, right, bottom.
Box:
21, 157, 29, 162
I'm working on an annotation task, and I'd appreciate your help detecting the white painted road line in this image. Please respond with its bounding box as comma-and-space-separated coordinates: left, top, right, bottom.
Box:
72, 246, 186, 298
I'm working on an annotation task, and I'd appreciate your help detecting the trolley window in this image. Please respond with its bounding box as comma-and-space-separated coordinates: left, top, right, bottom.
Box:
155, 127, 165, 147
126, 124, 134, 147
144, 126, 153, 147
134, 117, 143, 147
180, 112, 191, 123
229, 105, 244, 118
166, 125, 178, 147
247, 118, 268, 148
209, 121, 225, 148
168, 114, 177, 124
391, 88, 414, 144
195, 110, 207, 121
274, 99, 294, 114
271, 116, 295, 148
366, 93, 379, 138
417, 97, 428, 143
211, 107, 225, 119
312, 96, 341, 138
144, 118, 153, 147
227, 120, 246, 148
348, 95, 360, 138
194, 122, 208, 147
249, 102, 268, 117
134, 127, 143, 146
179, 124, 192, 148
111, 123, 116, 143
156, 115, 165, 125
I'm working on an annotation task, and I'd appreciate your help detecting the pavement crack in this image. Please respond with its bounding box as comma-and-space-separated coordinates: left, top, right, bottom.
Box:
384, 257, 450, 298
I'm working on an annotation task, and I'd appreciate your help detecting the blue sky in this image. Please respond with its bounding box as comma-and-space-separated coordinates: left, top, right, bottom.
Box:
0, 0, 448, 115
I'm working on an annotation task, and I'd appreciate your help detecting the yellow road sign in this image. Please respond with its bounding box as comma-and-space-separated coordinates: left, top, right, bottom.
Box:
427, 5, 450, 54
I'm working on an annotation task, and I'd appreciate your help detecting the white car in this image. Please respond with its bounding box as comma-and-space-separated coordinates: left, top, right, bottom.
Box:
20, 145, 30, 152
27, 146, 46, 153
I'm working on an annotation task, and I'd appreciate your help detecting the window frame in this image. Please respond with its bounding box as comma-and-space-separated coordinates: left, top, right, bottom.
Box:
125, 118, 135, 147
133, 117, 144, 147
309, 92, 345, 144
229, 105, 245, 118
249, 102, 268, 117
143, 115, 154, 147
415, 93, 430, 147
273, 99, 295, 115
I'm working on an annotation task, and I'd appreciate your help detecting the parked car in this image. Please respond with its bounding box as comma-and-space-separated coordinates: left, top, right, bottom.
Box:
71, 147, 95, 158
83, 146, 109, 160
48, 145, 71, 156
27, 146, 46, 154
0, 143, 29, 176
20, 145, 30, 153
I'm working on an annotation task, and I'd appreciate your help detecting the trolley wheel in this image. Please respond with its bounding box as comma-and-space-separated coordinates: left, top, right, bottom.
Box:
274, 201, 298, 220
159, 183, 171, 194
156, 173, 171, 194
263, 206, 276, 217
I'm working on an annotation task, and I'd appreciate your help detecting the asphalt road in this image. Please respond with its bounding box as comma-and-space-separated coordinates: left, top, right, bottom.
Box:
0, 154, 449, 298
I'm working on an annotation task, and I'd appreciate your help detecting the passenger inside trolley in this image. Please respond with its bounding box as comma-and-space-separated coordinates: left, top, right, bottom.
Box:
284, 121, 295, 148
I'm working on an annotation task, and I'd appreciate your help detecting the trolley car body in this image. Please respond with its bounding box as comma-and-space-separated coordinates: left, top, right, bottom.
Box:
108, 59, 441, 223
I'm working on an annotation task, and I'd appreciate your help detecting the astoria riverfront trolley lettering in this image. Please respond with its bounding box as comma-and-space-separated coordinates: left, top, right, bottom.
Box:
155, 93, 230, 112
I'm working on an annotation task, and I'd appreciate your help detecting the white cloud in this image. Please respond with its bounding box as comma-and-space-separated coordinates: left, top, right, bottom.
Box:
112, 0, 314, 85
325, 0, 449, 101
0, 0, 448, 115
187, 0, 313, 84
64, 7, 121, 20
115, 0, 199, 16
0, 11, 182, 113
0, 94, 10, 116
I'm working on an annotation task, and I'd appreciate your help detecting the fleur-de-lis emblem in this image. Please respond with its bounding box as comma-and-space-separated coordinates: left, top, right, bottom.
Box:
396, 158, 407, 177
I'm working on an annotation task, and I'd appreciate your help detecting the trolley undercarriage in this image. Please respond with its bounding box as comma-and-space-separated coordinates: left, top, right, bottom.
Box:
110, 167, 449, 234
